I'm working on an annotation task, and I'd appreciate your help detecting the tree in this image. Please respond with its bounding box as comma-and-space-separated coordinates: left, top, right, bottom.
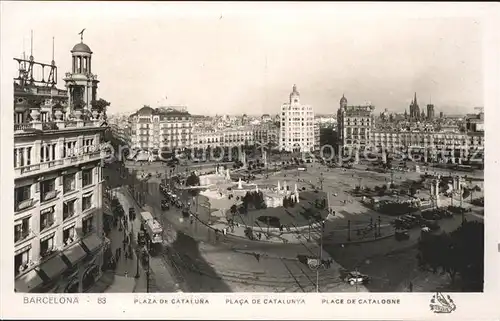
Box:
186, 172, 200, 196
91, 98, 111, 112
450, 221, 484, 291
186, 172, 200, 186
418, 221, 484, 291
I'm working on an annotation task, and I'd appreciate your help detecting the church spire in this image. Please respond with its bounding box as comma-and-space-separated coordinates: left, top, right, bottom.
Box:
414, 92, 418, 105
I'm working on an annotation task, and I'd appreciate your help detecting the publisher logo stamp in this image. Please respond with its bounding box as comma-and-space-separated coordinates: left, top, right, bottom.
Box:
430, 292, 456, 314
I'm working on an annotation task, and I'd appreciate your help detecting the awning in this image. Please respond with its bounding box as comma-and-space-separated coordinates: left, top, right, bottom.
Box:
103, 200, 113, 216
61, 243, 87, 265
82, 234, 104, 254
15, 269, 44, 293
39, 255, 68, 280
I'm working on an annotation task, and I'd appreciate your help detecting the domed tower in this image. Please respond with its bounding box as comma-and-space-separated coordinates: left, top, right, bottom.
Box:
64, 30, 99, 114
289, 84, 300, 104
340, 94, 348, 109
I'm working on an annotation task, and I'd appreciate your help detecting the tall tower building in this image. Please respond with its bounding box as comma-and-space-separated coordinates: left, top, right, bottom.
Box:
409, 92, 420, 121
13, 33, 109, 293
279, 84, 315, 152
427, 103, 435, 120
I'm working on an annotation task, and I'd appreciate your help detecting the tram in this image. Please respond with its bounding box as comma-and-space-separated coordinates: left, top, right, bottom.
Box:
140, 211, 163, 255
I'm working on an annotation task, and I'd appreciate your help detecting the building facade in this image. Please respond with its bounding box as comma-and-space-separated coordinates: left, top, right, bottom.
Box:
128, 106, 192, 151
336, 94, 375, 155
279, 85, 315, 152
192, 128, 222, 150
253, 123, 279, 148
370, 126, 484, 164
14, 37, 109, 293
314, 121, 320, 151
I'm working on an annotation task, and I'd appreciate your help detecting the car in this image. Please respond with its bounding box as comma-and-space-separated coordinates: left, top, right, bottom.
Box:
422, 211, 441, 220
161, 200, 170, 210
344, 271, 370, 285
421, 219, 440, 231
395, 229, 410, 241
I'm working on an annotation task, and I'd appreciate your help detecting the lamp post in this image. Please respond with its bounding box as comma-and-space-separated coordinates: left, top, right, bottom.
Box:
316, 223, 324, 293
134, 246, 140, 279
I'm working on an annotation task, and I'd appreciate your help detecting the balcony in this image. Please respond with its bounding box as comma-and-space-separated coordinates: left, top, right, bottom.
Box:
41, 190, 58, 203
15, 152, 102, 179
15, 230, 31, 243
40, 219, 55, 231
16, 262, 33, 276
15, 198, 34, 212
14, 123, 35, 132
42, 159, 64, 169
63, 209, 75, 221
64, 121, 77, 128
40, 248, 55, 259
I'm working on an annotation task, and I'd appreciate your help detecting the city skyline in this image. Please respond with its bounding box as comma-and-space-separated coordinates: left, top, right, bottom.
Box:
2, 3, 484, 116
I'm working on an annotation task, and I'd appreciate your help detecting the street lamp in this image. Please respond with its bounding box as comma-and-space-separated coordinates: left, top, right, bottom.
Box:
316, 223, 324, 293
134, 246, 140, 279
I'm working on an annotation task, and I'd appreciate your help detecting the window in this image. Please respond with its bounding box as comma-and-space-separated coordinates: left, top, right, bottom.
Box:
15, 248, 31, 276
82, 168, 93, 187
63, 226, 76, 246
63, 199, 76, 220
40, 235, 55, 258
63, 174, 76, 194
40, 207, 55, 231
14, 218, 30, 243
14, 147, 32, 168
40, 179, 56, 202
82, 215, 94, 235
82, 194, 93, 212
14, 185, 32, 211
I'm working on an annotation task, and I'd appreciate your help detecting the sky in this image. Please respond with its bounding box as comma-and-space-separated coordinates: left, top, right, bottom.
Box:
1, 2, 486, 116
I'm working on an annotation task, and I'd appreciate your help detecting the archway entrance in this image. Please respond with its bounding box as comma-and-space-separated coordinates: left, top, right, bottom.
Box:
82, 264, 100, 291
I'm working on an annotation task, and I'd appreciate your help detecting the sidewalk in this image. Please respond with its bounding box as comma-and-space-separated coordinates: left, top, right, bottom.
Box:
114, 187, 181, 292
103, 189, 147, 293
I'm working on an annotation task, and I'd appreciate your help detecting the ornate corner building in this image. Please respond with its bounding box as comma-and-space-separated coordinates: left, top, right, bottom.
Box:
13, 34, 110, 293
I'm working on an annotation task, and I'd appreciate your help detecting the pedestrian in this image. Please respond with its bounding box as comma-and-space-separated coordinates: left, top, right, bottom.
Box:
115, 248, 119, 259
124, 271, 128, 277
409, 281, 413, 292
223, 228, 227, 235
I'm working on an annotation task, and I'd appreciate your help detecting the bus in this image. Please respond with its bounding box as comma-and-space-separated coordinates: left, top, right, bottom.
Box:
140, 211, 163, 250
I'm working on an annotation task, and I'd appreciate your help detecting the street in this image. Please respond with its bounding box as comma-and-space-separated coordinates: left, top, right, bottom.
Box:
103, 159, 484, 293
